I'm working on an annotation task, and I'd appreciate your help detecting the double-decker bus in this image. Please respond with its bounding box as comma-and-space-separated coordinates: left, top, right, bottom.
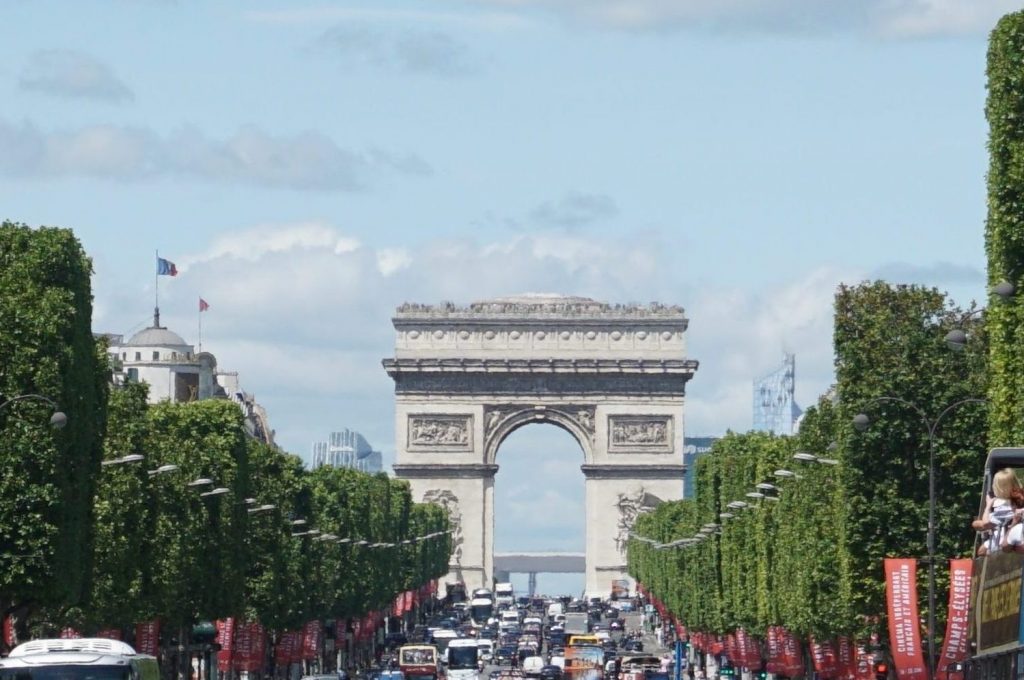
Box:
967, 448, 1024, 678
564, 644, 604, 680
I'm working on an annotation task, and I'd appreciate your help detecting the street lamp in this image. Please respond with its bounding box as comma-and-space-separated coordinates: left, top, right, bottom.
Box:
102, 454, 146, 467
188, 478, 214, 488
0, 394, 67, 429
148, 464, 179, 477
853, 395, 986, 678
248, 504, 276, 514
199, 487, 229, 498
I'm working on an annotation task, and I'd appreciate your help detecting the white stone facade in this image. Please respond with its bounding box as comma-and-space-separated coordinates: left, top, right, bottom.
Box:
383, 294, 698, 598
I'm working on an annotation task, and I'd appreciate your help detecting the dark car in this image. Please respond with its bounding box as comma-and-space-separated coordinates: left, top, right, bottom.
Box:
495, 646, 517, 666
624, 640, 644, 653
609, 620, 623, 631
538, 666, 562, 680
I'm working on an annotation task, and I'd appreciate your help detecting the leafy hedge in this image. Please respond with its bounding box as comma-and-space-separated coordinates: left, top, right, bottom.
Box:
985, 10, 1024, 446
628, 283, 987, 647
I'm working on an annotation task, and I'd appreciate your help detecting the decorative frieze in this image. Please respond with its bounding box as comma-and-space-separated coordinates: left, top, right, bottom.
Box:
408, 415, 473, 450
608, 415, 673, 453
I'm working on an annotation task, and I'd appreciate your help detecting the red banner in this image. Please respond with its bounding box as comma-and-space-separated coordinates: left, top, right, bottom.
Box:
3, 616, 14, 648
95, 629, 122, 641
810, 636, 839, 679
135, 621, 160, 656
233, 622, 266, 672
725, 633, 737, 663
275, 631, 302, 665
939, 559, 972, 680
780, 628, 804, 678
216, 619, 235, 672
884, 558, 928, 680
735, 629, 761, 670
301, 620, 321, 660
837, 637, 856, 680
765, 626, 782, 675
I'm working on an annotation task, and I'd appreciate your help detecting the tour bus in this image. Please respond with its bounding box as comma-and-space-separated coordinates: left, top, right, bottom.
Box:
399, 645, 441, 680
471, 596, 495, 626
563, 644, 604, 680
432, 629, 460, 657
445, 639, 481, 680
0, 639, 159, 680
967, 447, 1024, 678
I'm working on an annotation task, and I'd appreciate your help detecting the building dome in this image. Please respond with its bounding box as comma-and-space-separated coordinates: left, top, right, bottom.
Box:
125, 326, 190, 348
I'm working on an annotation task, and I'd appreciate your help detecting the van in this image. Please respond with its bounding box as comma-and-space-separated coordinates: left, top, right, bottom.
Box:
0, 639, 160, 680
546, 602, 564, 619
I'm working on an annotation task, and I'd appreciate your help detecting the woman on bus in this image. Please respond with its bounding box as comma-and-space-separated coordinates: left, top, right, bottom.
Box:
976, 468, 1022, 555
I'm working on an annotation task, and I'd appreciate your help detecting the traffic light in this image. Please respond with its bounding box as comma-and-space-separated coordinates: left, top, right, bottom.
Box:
755, 671, 768, 679
718, 668, 735, 677
874, 660, 889, 679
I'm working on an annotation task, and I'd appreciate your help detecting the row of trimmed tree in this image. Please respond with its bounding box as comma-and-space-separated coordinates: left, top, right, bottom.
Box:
628, 283, 987, 646
0, 221, 450, 641
630, 5, 1024, 656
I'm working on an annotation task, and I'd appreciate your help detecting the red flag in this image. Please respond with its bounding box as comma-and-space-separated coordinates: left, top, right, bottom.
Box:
216, 619, 235, 672
233, 622, 266, 672
939, 559, 973, 680
809, 636, 839, 679
302, 620, 321, 660
135, 621, 160, 656
884, 558, 928, 680
199, 298, 210, 312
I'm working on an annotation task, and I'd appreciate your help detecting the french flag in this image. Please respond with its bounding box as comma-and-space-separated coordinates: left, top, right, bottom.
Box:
157, 257, 178, 276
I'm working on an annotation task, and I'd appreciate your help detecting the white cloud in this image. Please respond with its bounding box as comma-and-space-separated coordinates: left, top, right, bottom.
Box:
19, 50, 134, 103
94, 222, 868, 462
92, 222, 880, 551
468, 0, 1016, 37
0, 120, 430, 190
316, 25, 478, 76
376, 248, 413, 276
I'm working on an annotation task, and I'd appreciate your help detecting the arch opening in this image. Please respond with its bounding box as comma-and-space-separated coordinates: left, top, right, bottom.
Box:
494, 422, 586, 598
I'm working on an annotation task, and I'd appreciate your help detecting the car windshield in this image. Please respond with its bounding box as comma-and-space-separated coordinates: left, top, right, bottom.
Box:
0, 667, 131, 680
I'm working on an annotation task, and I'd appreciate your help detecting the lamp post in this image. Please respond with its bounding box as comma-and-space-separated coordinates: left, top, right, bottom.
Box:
853, 396, 986, 678
0, 393, 67, 428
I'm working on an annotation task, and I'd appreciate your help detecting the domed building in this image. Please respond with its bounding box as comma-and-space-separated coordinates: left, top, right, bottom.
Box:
109, 315, 204, 403
105, 311, 275, 445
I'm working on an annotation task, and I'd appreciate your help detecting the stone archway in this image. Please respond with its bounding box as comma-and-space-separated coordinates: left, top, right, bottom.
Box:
383, 294, 698, 597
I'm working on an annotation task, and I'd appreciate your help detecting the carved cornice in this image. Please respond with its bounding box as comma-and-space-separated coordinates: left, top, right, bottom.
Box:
394, 463, 500, 479
386, 370, 693, 397
581, 464, 686, 480
394, 298, 686, 324
383, 358, 698, 375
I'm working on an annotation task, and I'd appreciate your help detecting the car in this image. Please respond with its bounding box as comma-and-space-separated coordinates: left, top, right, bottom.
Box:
624, 640, 644, 653
609, 621, 623, 631
538, 666, 562, 680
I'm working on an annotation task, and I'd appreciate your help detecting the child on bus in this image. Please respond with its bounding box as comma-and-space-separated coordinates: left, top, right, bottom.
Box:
976, 468, 1023, 555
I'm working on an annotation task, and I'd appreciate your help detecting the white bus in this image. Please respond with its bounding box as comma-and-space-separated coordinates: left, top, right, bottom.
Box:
0, 639, 159, 680
445, 639, 481, 680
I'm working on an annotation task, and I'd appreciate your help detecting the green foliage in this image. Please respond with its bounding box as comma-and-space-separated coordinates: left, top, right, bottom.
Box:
0, 222, 108, 616
628, 282, 986, 646
986, 10, 1024, 446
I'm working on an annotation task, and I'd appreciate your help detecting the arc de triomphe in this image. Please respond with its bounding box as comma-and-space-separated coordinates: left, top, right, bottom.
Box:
383, 295, 698, 597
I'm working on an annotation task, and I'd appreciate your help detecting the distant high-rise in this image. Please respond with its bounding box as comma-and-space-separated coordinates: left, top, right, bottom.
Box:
752, 353, 802, 435
311, 429, 383, 473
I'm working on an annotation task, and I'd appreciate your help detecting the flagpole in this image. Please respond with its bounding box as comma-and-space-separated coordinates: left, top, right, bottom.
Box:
154, 249, 160, 327
198, 300, 203, 354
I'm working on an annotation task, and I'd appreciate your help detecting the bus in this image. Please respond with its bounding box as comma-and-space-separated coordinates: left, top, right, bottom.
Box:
446, 639, 481, 680
0, 639, 159, 680
967, 448, 1024, 678
399, 645, 440, 680
564, 645, 604, 680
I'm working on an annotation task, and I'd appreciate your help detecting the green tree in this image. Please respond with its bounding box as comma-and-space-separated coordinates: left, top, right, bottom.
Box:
0, 222, 108, 624
985, 9, 1024, 446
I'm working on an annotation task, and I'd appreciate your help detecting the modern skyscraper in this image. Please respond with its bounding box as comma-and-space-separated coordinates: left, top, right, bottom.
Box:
752, 353, 802, 435
311, 429, 383, 473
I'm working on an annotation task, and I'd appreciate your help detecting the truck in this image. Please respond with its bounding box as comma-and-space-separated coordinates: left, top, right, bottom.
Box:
495, 581, 515, 608
564, 612, 589, 636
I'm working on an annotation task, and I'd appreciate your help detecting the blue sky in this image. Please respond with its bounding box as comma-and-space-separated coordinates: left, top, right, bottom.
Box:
1, 0, 1014, 594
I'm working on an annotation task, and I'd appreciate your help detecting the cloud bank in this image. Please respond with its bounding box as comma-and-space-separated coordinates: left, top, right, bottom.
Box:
0, 120, 430, 190
468, 0, 1018, 37
317, 25, 477, 76
19, 50, 134, 103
